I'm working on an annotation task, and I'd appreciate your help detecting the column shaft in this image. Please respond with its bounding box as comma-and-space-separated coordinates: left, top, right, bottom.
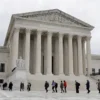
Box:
73, 39, 78, 75
77, 36, 83, 75
82, 39, 86, 75
68, 35, 73, 75
47, 32, 52, 74
86, 37, 91, 76
36, 31, 41, 74
25, 29, 30, 72
59, 34, 63, 74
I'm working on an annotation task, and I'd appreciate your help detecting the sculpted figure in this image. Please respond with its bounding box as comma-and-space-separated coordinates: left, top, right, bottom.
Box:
16, 56, 25, 70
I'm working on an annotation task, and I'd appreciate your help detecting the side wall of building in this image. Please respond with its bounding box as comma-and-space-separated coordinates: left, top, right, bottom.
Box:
91, 55, 100, 73
0, 47, 9, 83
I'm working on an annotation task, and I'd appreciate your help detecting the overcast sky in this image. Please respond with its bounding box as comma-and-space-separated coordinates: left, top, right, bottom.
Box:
0, 0, 100, 54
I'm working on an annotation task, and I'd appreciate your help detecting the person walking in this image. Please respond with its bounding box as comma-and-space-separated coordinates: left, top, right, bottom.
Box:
8, 82, 13, 91
96, 79, 100, 93
20, 82, 24, 91
55, 82, 58, 93
75, 80, 80, 93
27, 82, 31, 91
60, 81, 64, 93
22, 83, 24, 91
44, 81, 49, 93
52, 80, 55, 93
20, 82, 22, 91
86, 80, 90, 93
29, 82, 31, 91
2, 82, 7, 90
64, 80, 67, 93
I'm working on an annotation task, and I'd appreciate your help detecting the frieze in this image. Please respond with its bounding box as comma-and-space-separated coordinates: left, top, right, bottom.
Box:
20, 12, 87, 27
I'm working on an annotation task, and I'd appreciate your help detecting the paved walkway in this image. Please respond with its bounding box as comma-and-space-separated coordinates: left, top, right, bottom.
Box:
0, 90, 99, 100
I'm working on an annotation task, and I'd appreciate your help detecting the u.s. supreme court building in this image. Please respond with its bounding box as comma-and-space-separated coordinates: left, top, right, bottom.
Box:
0, 9, 100, 90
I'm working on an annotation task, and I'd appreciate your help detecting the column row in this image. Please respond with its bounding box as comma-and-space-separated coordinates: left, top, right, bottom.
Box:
12, 28, 91, 76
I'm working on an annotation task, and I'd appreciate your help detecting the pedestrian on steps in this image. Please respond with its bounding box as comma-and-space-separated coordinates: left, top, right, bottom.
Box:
75, 80, 80, 93
64, 80, 67, 93
44, 81, 49, 93
9, 82, 13, 91
96, 79, 100, 93
55, 82, 58, 93
60, 81, 64, 93
52, 80, 55, 93
86, 80, 90, 93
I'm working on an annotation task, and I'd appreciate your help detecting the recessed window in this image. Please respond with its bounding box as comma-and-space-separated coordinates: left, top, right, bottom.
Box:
0, 63, 5, 72
0, 79, 4, 83
98, 69, 100, 74
92, 68, 95, 74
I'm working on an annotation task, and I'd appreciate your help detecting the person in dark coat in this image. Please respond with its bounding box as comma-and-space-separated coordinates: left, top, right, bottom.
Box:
29, 83, 31, 91
27, 82, 31, 91
75, 80, 80, 93
20, 82, 24, 91
60, 81, 64, 93
96, 79, 100, 93
9, 82, 13, 91
20, 82, 22, 91
55, 82, 58, 93
44, 81, 49, 93
86, 80, 90, 93
52, 80, 55, 93
64, 80, 67, 93
22, 83, 24, 91
3, 82, 7, 90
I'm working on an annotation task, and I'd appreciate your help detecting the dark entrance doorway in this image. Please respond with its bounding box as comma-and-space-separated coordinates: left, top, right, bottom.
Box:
52, 56, 54, 74
42, 55, 44, 74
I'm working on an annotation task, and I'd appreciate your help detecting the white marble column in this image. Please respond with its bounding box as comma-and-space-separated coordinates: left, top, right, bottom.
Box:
63, 37, 69, 75
12, 28, 19, 69
36, 30, 42, 75
59, 34, 64, 74
77, 36, 83, 75
86, 37, 91, 76
68, 35, 73, 75
46, 32, 52, 75
25, 29, 30, 72
73, 38, 78, 75
82, 38, 86, 75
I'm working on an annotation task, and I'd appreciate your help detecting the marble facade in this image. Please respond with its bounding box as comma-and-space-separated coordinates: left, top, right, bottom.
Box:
0, 9, 97, 90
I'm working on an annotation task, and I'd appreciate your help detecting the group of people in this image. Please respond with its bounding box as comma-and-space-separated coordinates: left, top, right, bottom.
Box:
75, 79, 100, 94
2, 82, 31, 91
44, 79, 100, 94
20, 82, 31, 91
2, 82, 13, 91
1, 79, 100, 93
44, 80, 67, 93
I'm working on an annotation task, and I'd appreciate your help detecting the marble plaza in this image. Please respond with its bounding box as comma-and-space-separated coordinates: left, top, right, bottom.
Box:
0, 90, 99, 100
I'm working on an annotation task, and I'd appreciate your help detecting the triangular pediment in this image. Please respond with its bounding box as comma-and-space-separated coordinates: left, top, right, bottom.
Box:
13, 9, 94, 29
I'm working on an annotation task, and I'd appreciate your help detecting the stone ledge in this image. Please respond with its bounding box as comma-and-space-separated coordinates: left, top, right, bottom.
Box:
0, 46, 9, 53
